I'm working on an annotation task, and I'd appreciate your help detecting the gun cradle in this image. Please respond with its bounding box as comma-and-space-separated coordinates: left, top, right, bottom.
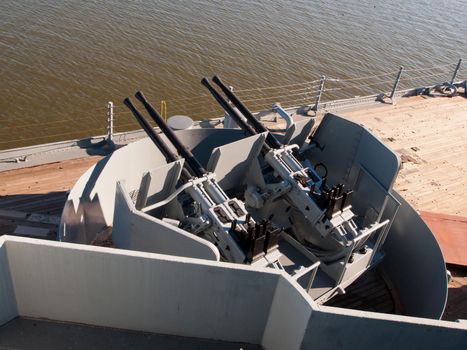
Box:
117, 85, 401, 303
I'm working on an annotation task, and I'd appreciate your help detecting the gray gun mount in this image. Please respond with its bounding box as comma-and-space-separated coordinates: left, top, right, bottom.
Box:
124, 93, 280, 265
203, 76, 391, 273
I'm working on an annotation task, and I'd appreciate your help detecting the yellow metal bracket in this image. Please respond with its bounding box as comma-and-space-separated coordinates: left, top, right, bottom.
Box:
160, 100, 167, 121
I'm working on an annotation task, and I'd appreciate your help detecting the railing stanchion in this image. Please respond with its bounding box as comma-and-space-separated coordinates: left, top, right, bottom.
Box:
450, 59, 462, 84
389, 66, 404, 105
107, 101, 114, 145
306, 261, 321, 293
313, 75, 326, 112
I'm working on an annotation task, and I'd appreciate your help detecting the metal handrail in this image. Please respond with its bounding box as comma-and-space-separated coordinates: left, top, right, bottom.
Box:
335, 219, 390, 287
292, 261, 321, 293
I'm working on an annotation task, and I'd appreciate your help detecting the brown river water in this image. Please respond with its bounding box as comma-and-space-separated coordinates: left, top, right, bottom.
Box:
0, 0, 466, 149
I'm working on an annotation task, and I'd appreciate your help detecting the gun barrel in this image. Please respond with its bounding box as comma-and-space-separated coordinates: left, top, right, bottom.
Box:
212, 75, 282, 149
201, 77, 261, 139
123, 97, 179, 163
135, 91, 207, 178
123, 97, 193, 181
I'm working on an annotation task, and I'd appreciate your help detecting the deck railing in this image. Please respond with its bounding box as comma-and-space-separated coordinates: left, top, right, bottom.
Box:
0, 59, 465, 151
109, 59, 465, 136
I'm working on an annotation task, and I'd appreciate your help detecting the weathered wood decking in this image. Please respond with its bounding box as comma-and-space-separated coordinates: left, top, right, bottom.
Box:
340, 95, 467, 217
0, 157, 102, 237
0, 95, 465, 320
0, 156, 102, 198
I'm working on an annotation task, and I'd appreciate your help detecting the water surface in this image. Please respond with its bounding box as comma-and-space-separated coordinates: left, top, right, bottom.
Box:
0, 0, 465, 148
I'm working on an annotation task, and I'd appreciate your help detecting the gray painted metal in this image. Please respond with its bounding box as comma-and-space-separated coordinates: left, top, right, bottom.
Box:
1, 236, 465, 350
389, 66, 404, 103
382, 191, 448, 319
60, 114, 447, 319
60, 128, 259, 243
206, 133, 266, 191
272, 103, 295, 132
0, 244, 17, 325
273, 118, 316, 148
167, 115, 194, 130
112, 180, 219, 260
306, 113, 400, 191
451, 59, 462, 84
313, 75, 326, 111
106, 101, 114, 144
300, 306, 467, 350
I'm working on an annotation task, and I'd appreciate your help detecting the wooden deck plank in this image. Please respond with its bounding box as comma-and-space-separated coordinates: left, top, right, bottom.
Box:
0, 156, 102, 235
341, 95, 467, 217
0, 156, 101, 196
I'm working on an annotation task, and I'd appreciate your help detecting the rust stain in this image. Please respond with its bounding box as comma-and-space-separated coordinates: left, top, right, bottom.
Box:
421, 211, 467, 266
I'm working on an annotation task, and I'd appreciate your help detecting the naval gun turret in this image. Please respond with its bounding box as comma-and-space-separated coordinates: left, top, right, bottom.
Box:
202, 76, 394, 291
124, 91, 281, 266
59, 77, 448, 317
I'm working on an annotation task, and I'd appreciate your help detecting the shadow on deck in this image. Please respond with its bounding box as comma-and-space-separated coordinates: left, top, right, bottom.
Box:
0, 192, 67, 238
0, 317, 262, 350
443, 265, 467, 322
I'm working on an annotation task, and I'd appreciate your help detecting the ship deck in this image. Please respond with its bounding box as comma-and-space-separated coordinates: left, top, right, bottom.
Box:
340, 95, 467, 218
0, 95, 466, 321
